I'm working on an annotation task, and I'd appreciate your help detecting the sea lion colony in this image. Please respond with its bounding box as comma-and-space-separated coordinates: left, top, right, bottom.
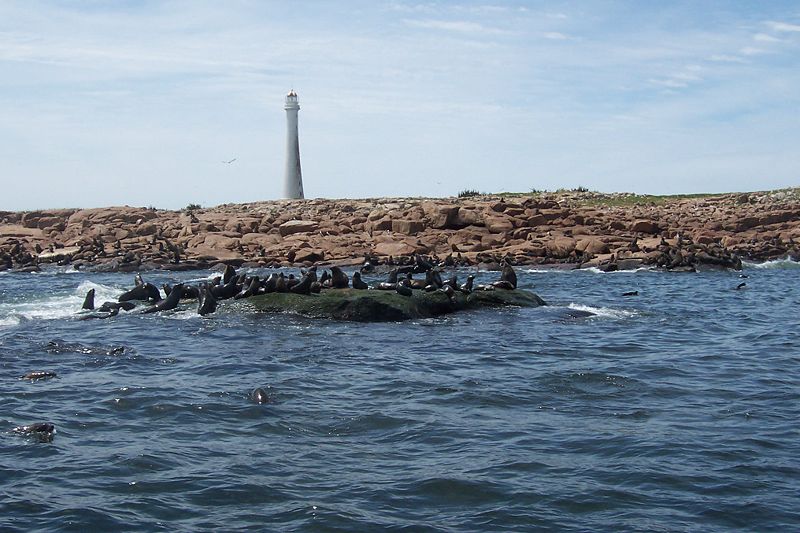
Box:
79, 255, 520, 319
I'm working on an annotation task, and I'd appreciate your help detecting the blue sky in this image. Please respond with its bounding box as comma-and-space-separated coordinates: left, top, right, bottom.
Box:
1, 1, 799, 210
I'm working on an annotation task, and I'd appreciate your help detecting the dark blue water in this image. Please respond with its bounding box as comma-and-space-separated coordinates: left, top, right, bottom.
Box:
1, 262, 799, 532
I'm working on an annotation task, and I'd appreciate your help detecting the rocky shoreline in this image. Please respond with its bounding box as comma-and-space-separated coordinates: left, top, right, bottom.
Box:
2, 188, 799, 273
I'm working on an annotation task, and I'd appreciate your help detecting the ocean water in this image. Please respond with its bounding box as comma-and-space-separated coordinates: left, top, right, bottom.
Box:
1, 263, 799, 532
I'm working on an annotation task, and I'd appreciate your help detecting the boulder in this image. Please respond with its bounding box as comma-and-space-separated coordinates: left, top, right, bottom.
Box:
279, 220, 319, 237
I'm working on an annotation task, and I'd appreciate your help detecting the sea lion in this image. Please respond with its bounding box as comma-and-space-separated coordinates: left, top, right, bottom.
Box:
735, 282, 746, 290
235, 276, 261, 299
460, 275, 475, 294
13, 422, 55, 442
22, 371, 57, 381
352, 272, 369, 290
387, 269, 399, 284
80, 306, 120, 320
197, 283, 217, 316
413, 254, 434, 273
425, 269, 443, 289
143, 283, 184, 314
222, 264, 236, 284
119, 282, 161, 303
98, 301, 136, 313
500, 261, 517, 289
290, 273, 314, 295
444, 275, 458, 290
251, 387, 271, 404
310, 281, 322, 293
263, 273, 278, 293
134, 273, 144, 286
82, 289, 95, 310
376, 282, 396, 290
275, 273, 288, 293
319, 270, 331, 287
492, 280, 515, 290
330, 266, 349, 289
395, 283, 412, 297
211, 275, 239, 300
440, 284, 455, 298
622, 290, 638, 297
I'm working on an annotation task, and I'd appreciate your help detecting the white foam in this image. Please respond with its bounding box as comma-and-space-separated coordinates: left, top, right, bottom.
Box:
744, 257, 800, 270
0, 281, 124, 323
0, 315, 20, 328
567, 303, 637, 319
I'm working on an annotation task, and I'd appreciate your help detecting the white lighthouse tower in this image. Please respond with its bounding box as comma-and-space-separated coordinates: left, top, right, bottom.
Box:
283, 89, 304, 199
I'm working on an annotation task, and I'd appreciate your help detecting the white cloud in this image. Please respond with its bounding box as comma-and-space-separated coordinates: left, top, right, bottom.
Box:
542, 31, 569, 40
754, 33, 781, 42
767, 21, 800, 32
404, 18, 508, 35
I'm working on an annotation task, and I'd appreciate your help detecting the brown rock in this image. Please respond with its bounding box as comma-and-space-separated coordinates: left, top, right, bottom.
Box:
279, 220, 319, 237
631, 220, 661, 234
392, 220, 425, 235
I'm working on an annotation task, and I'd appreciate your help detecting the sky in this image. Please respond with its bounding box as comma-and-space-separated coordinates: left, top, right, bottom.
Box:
1, 1, 799, 211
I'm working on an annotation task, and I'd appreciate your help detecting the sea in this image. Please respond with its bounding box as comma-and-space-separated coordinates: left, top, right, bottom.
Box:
1, 261, 798, 532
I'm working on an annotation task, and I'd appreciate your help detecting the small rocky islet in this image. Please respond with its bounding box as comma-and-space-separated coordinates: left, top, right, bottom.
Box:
79, 259, 543, 322
2, 188, 799, 275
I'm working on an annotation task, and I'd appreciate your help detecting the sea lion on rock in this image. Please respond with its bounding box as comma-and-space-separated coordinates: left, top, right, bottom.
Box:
330, 266, 349, 289
376, 282, 396, 291
235, 276, 261, 299
352, 272, 369, 290
211, 276, 239, 300
500, 261, 517, 289
275, 273, 288, 293
263, 273, 278, 293
143, 283, 183, 314
222, 264, 236, 284
119, 282, 161, 303
197, 283, 217, 316
395, 283, 412, 297
82, 289, 95, 310
290, 273, 314, 295
460, 275, 475, 294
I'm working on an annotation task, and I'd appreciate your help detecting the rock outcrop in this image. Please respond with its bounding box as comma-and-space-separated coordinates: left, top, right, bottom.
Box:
2, 188, 799, 272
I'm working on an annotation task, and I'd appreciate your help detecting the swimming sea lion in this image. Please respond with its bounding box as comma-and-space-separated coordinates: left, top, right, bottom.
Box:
22, 371, 57, 381
352, 272, 368, 290
80, 307, 120, 320
98, 301, 136, 313
330, 266, 349, 289
143, 283, 184, 314
251, 387, 271, 404
622, 290, 638, 297
82, 289, 95, 310
13, 422, 56, 442
735, 282, 746, 290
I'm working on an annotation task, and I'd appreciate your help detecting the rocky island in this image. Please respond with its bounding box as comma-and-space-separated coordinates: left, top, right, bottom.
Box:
1, 188, 799, 273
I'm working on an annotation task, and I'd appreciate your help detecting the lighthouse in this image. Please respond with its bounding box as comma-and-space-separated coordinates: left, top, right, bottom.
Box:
283, 89, 304, 199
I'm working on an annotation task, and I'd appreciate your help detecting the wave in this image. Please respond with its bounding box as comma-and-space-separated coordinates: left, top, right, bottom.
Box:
0, 280, 123, 323
567, 303, 637, 319
743, 257, 800, 270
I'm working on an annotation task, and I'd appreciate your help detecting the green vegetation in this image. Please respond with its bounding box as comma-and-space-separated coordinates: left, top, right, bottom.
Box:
458, 189, 484, 198
185, 203, 202, 211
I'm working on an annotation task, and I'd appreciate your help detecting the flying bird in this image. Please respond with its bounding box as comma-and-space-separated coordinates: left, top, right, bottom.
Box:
222, 158, 237, 164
